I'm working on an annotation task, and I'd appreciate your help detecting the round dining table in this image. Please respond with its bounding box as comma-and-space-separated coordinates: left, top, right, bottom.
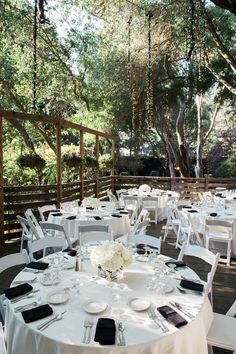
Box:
48, 206, 131, 240
5, 252, 213, 354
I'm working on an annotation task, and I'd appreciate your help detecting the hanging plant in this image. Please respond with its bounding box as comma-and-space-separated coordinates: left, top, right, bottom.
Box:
16, 154, 45, 169
62, 153, 83, 168
85, 156, 99, 168
99, 154, 113, 173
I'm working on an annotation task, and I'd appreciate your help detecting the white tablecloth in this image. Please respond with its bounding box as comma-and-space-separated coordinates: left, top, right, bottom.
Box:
5, 255, 212, 354
48, 209, 131, 240
122, 191, 179, 221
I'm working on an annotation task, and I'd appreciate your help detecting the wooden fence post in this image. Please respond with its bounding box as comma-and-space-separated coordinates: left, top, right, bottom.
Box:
56, 120, 62, 207
95, 135, 99, 197
80, 130, 84, 201
0, 117, 4, 245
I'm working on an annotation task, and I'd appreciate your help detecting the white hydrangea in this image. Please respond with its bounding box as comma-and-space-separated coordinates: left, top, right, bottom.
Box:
90, 240, 133, 272
138, 184, 151, 193
81, 197, 101, 209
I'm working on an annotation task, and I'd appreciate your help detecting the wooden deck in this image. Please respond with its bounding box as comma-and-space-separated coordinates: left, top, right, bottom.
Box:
1, 221, 235, 353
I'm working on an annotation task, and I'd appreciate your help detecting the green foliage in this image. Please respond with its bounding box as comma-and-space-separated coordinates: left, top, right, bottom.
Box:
215, 155, 236, 178
84, 156, 99, 168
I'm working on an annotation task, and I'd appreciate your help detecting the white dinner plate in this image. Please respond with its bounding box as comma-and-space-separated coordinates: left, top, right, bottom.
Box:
163, 284, 174, 294
62, 260, 75, 270
47, 289, 70, 305
128, 298, 150, 312
82, 300, 107, 314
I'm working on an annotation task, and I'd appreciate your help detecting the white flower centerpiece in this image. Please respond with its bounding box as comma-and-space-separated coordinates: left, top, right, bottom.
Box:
81, 197, 101, 209
90, 240, 133, 281
138, 184, 151, 193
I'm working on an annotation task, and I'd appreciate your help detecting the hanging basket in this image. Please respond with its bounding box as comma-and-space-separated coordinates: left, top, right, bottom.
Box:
85, 156, 99, 168
62, 153, 83, 168
16, 154, 45, 169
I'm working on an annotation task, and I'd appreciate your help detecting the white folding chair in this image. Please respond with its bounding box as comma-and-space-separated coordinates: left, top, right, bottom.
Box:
123, 196, 139, 224
107, 190, 119, 207
78, 224, 112, 245
40, 222, 77, 249
25, 208, 44, 238
0, 322, 6, 354
133, 219, 150, 235
202, 191, 213, 203
60, 200, 79, 212
117, 234, 161, 254
207, 300, 236, 354
205, 218, 233, 266
28, 237, 67, 261
0, 250, 29, 321
38, 204, 57, 222
141, 197, 159, 224
131, 208, 149, 234
163, 203, 180, 242
17, 215, 33, 252
178, 243, 220, 303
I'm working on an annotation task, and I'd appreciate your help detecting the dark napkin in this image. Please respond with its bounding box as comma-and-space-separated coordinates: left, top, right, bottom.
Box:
182, 206, 192, 209
210, 212, 218, 217
66, 215, 77, 220
116, 208, 124, 211
165, 260, 187, 269
220, 196, 226, 198
22, 304, 53, 323
93, 216, 102, 220
180, 279, 204, 292
157, 305, 188, 328
111, 214, 122, 218
119, 211, 129, 214
4, 283, 33, 300
86, 207, 94, 210
94, 318, 116, 345
62, 247, 77, 257
51, 209, 61, 212
51, 212, 63, 216
187, 209, 198, 213
26, 261, 49, 270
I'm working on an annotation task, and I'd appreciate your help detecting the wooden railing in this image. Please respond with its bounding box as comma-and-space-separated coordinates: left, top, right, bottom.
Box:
3, 176, 113, 240
3, 175, 236, 241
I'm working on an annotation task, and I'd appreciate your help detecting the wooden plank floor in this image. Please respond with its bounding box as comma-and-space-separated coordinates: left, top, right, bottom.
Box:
1, 222, 236, 354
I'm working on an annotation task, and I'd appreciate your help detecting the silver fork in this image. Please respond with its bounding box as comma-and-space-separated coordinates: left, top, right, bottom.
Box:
82, 319, 89, 343
37, 311, 66, 331
148, 306, 169, 333
85, 318, 94, 344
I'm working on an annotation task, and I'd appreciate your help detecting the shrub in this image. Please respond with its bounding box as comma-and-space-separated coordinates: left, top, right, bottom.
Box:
16, 154, 45, 169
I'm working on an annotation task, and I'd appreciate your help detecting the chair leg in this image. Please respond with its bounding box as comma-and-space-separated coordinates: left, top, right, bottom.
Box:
207, 345, 213, 354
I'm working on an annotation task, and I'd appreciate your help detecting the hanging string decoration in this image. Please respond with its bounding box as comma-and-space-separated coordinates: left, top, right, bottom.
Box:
127, 16, 139, 143
146, 11, 154, 127
32, 0, 49, 112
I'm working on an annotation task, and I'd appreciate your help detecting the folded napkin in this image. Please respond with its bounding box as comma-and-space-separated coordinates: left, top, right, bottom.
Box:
62, 247, 77, 257
182, 206, 192, 209
86, 207, 94, 210
51, 212, 63, 216
26, 261, 49, 270
116, 208, 124, 211
180, 279, 204, 292
4, 283, 33, 300
66, 215, 76, 220
119, 211, 128, 214
22, 304, 53, 323
51, 209, 61, 213
157, 305, 188, 328
111, 214, 122, 218
165, 260, 186, 269
220, 196, 226, 198
94, 318, 116, 345
187, 210, 198, 213
210, 212, 217, 217
93, 216, 102, 220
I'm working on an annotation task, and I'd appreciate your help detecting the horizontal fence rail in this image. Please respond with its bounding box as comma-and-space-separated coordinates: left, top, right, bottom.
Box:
3, 176, 113, 240
2, 176, 236, 241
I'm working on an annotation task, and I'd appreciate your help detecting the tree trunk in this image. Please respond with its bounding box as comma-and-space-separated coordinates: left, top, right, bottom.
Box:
176, 105, 190, 177
195, 94, 203, 178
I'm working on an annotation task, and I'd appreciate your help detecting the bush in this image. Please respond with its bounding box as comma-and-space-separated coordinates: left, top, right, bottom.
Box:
85, 156, 99, 168
214, 155, 236, 178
